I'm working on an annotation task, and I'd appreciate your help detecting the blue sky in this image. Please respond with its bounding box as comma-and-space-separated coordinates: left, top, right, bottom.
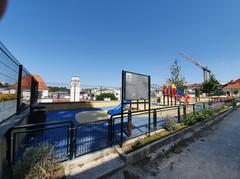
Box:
0, 0, 240, 87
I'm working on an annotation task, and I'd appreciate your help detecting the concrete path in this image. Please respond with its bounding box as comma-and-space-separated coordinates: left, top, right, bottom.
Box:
111, 107, 240, 179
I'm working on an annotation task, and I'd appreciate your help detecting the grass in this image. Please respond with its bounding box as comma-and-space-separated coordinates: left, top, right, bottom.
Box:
127, 105, 230, 153
128, 123, 186, 153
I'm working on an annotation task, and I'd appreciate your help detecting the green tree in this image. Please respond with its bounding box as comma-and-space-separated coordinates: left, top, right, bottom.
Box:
48, 86, 70, 93
167, 59, 186, 90
0, 82, 4, 88
96, 93, 118, 101
201, 74, 220, 96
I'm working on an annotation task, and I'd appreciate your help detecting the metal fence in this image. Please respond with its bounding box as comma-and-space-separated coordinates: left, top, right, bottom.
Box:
7, 100, 229, 165
0, 42, 38, 123
6, 104, 190, 164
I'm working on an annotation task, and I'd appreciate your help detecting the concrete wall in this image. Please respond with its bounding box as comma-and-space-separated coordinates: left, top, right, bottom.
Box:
0, 100, 17, 123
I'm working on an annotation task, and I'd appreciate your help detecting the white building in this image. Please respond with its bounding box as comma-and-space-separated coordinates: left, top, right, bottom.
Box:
94, 88, 121, 101
70, 76, 81, 102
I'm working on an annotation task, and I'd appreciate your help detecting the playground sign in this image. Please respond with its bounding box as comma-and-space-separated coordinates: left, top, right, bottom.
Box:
120, 70, 151, 146
124, 71, 150, 100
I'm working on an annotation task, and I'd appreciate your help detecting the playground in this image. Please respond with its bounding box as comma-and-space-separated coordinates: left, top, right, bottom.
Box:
8, 70, 231, 165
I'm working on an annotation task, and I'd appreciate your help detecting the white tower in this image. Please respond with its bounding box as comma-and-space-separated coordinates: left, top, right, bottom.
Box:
70, 76, 80, 102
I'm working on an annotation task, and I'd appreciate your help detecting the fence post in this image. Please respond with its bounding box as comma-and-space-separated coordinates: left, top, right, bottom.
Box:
112, 116, 115, 144
30, 77, 38, 107
127, 110, 132, 137
167, 95, 169, 106
183, 105, 187, 119
69, 122, 74, 160
163, 95, 165, 105
137, 100, 139, 111
110, 116, 113, 145
108, 117, 112, 146
203, 102, 206, 110
16, 65, 23, 114
153, 109, 157, 130
144, 100, 146, 110
193, 104, 195, 113
177, 106, 181, 123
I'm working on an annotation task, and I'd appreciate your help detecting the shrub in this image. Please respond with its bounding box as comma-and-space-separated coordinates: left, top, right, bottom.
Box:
183, 106, 227, 126
0, 93, 17, 102
231, 99, 238, 107
131, 139, 142, 150
96, 93, 117, 101
163, 116, 177, 132
11, 143, 65, 179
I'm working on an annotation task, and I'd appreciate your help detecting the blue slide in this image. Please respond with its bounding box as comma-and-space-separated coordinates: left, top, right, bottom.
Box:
107, 101, 129, 115
176, 88, 185, 97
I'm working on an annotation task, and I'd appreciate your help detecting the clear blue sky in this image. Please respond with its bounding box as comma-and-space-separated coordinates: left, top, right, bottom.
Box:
0, 0, 240, 87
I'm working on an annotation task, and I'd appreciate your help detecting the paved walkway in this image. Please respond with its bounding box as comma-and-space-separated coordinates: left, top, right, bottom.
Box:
113, 107, 240, 179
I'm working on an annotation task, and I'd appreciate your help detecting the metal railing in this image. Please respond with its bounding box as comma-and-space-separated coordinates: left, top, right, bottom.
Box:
0, 42, 38, 123
7, 101, 228, 165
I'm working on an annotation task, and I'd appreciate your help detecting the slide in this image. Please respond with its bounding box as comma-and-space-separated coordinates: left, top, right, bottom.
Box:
107, 101, 129, 115
176, 89, 190, 104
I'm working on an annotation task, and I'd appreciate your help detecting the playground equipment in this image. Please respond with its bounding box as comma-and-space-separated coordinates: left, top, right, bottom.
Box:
179, 51, 211, 82
107, 100, 129, 115
162, 84, 190, 105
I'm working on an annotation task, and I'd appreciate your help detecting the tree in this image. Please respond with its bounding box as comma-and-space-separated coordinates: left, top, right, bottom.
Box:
0, 82, 4, 88
48, 86, 70, 93
167, 59, 186, 90
96, 93, 117, 101
201, 74, 220, 96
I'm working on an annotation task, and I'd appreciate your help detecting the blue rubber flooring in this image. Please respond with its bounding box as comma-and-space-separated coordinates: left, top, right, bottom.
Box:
13, 107, 178, 162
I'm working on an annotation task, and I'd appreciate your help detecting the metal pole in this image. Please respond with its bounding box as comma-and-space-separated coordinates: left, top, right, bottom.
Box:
137, 100, 139, 111
174, 96, 177, 106
108, 118, 112, 145
127, 110, 132, 137
163, 95, 165, 105
16, 65, 23, 114
30, 76, 36, 107
120, 70, 124, 147
177, 106, 181, 123
144, 100, 146, 110
69, 122, 74, 160
183, 105, 187, 119
167, 95, 169, 106
148, 76, 151, 135
193, 104, 195, 113
153, 109, 157, 130
110, 116, 113, 145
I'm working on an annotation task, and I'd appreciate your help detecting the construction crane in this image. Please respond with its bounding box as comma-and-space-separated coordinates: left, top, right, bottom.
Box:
178, 51, 211, 82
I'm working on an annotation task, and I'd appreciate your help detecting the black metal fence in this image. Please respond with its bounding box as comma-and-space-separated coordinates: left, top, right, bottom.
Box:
7, 103, 202, 165
0, 42, 38, 122
7, 121, 73, 165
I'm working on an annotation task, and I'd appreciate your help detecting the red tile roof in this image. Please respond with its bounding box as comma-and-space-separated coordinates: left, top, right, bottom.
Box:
223, 79, 240, 90
10, 74, 47, 90
34, 75, 48, 90
10, 75, 32, 90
